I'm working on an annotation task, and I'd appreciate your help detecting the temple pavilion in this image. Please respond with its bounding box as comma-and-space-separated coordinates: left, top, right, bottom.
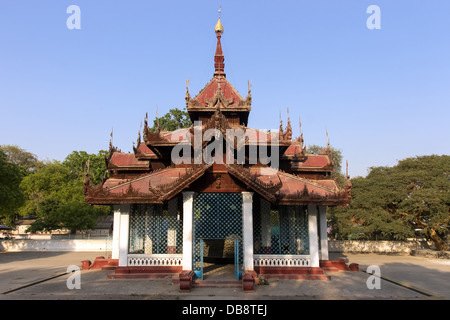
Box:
84, 16, 351, 291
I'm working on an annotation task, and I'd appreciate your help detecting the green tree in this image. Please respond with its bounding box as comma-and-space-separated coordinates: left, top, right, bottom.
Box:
331, 155, 449, 250
0, 150, 25, 226
63, 150, 108, 185
20, 150, 111, 234
150, 107, 192, 132
0, 145, 43, 172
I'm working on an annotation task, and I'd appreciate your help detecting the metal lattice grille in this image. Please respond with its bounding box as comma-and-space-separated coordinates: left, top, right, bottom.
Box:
128, 199, 183, 254
253, 197, 309, 255
193, 193, 243, 273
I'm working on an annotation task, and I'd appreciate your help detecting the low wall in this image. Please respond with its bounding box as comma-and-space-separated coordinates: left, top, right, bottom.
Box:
0, 239, 111, 252
328, 240, 434, 254
0, 239, 435, 253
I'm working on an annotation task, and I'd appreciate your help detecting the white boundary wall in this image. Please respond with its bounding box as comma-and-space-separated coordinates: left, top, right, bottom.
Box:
0, 239, 110, 252
329, 240, 435, 254
0, 239, 435, 253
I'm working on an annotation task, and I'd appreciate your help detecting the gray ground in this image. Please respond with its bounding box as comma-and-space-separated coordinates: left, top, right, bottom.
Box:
0, 251, 448, 300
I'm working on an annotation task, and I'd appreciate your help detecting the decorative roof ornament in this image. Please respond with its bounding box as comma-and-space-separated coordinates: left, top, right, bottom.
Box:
296, 117, 305, 152
185, 78, 191, 107
156, 105, 160, 133
214, 7, 225, 78
109, 127, 113, 152
285, 107, 292, 140
215, 6, 224, 33
279, 108, 283, 133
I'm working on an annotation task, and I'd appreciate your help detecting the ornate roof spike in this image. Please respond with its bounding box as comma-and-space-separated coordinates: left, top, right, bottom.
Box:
133, 121, 142, 154
143, 112, 149, 142
215, 6, 223, 33
156, 105, 160, 133
346, 160, 350, 180
108, 127, 115, 153
279, 108, 283, 133
138, 121, 142, 144
185, 79, 191, 107
214, 8, 225, 78
285, 107, 292, 140
297, 116, 304, 144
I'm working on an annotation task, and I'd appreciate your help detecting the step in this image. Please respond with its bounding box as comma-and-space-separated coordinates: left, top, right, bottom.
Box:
259, 274, 331, 281
192, 280, 242, 288
320, 266, 341, 272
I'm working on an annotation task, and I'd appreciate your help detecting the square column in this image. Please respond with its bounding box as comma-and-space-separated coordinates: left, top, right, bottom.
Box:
167, 198, 178, 254
111, 207, 121, 259
260, 197, 272, 253
116, 204, 131, 267
307, 204, 320, 268
318, 206, 329, 260
242, 192, 254, 271
182, 192, 194, 270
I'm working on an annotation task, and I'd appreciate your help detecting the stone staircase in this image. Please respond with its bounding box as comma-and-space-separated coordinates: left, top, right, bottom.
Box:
192, 264, 241, 288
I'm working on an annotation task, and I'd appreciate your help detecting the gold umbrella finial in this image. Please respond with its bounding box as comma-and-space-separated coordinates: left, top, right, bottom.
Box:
215, 6, 223, 33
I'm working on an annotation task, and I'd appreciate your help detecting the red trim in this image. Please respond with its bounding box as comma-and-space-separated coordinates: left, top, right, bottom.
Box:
255, 266, 330, 280
81, 257, 118, 270
319, 259, 359, 272
255, 266, 325, 275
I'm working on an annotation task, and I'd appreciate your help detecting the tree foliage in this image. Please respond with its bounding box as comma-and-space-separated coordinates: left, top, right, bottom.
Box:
331, 155, 449, 250
0, 150, 25, 226
20, 150, 110, 233
0, 145, 43, 172
149, 107, 192, 132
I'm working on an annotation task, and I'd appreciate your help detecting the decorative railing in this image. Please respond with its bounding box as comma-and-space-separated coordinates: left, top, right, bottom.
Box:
254, 254, 310, 267
127, 254, 183, 266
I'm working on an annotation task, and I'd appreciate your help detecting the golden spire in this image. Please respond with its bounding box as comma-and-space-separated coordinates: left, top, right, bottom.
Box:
215, 6, 223, 33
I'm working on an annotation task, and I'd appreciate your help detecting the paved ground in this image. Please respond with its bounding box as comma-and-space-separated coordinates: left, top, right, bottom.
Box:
0, 251, 448, 301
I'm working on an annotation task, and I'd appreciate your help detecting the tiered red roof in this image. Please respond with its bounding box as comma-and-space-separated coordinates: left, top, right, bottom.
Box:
84, 18, 351, 207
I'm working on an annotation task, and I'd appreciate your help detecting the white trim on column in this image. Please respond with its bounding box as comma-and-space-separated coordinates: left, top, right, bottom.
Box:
318, 206, 329, 260
242, 191, 254, 271
307, 204, 320, 268
182, 191, 195, 271
167, 198, 178, 251
111, 207, 121, 259
117, 204, 131, 267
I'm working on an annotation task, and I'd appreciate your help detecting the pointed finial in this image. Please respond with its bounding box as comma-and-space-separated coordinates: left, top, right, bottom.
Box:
215, 6, 224, 34
156, 105, 160, 132
109, 127, 114, 151
214, 7, 225, 77
287, 107, 291, 125
279, 108, 283, 132
297, 116, 304, 144
137, 121, 142, 145
299, 117, 302, 134
346, 160, 349, 179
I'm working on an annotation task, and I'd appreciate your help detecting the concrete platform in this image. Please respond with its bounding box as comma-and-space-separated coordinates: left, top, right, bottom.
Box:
0, 251, 448, 300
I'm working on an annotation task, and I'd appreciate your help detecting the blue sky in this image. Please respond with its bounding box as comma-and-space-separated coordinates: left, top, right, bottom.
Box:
1, 0, 449, 178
